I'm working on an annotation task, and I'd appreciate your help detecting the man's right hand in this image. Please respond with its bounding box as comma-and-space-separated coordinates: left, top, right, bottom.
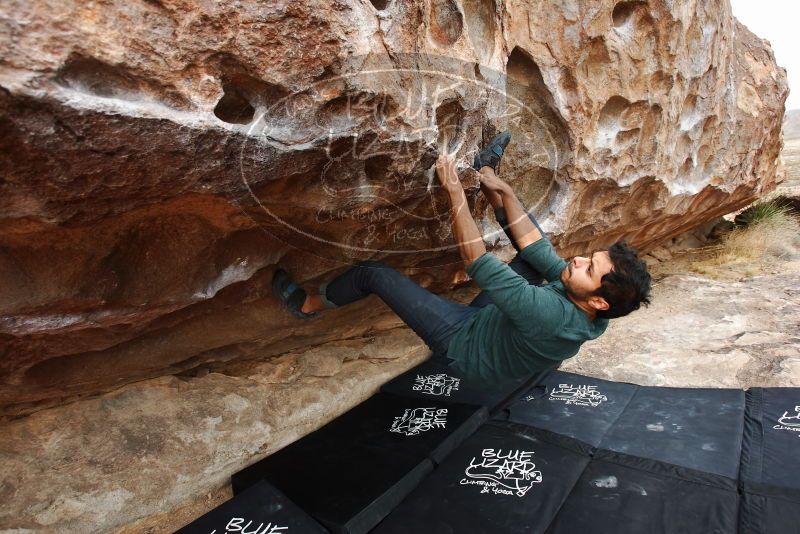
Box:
478, 166, 511, 195
481, 168, 543, 250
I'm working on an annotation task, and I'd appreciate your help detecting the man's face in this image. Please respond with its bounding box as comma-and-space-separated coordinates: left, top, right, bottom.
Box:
560, 250, 614, 299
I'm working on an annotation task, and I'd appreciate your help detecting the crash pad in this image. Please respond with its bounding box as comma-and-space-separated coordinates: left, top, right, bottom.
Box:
497, 370, 637, 447
738, 387, 800, 533
175, 480, 328, 533
545, 449, 739, 534
381, 359, 549, 414
372, 421, 591, 533
598, 385, 745, 479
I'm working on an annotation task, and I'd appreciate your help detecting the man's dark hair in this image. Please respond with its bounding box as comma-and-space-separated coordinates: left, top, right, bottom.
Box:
595, 240, 651, 319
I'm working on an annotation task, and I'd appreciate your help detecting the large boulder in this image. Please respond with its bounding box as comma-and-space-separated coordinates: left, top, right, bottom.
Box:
0, 0, 788, 415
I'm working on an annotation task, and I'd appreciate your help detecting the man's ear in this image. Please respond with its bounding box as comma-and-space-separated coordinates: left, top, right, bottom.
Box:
588, 296, 610, 311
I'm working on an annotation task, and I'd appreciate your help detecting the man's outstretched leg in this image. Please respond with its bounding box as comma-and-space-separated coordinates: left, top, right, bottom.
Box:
273, 261, 479, 357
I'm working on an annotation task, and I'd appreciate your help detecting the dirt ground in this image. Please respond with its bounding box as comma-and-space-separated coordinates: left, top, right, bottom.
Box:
562, 248, 800, 388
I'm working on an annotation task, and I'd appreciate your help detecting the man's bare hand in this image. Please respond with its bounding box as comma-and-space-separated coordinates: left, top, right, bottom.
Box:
477, 166, 510, 194
436, 153, 460, 190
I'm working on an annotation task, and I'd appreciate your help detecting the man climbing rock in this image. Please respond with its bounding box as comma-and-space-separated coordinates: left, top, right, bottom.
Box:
272, 132, 651, 382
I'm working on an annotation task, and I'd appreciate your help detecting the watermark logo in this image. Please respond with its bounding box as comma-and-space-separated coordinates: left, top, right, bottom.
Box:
461, 448, 542, 497
774, 405, 800, 437
412, 373, 461, 396
234, 54, 562, 265
537, 383, 608, 407
213, 518, 287, 534
390, 407, 448, 436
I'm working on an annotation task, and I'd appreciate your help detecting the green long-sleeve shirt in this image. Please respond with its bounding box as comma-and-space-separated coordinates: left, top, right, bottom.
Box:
445, 238, 609, 383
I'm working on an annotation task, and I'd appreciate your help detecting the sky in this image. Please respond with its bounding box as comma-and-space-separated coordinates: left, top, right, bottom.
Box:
730, 0, 799, 110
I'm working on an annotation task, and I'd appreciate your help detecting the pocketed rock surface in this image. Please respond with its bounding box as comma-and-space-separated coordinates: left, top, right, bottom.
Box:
0, 0, 789, 414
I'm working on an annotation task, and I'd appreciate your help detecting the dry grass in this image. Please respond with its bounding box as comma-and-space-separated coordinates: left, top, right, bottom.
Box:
686, 135, 800, 278
691, 202, 800, 277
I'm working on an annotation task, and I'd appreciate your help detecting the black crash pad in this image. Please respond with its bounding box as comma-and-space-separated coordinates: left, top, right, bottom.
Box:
738, 387, 800, 533
598, 386, 745, 479
232, 441, 432, 534
380, 358, 544, 414
232, 392, 486, 533
741, 387, 800, 492
739, 491, 800, 534
175, 480, 328, 533
295, 392, 488, 464
372, 422, 592, 533
497, 370, 637, 447
545, 449, 739, 534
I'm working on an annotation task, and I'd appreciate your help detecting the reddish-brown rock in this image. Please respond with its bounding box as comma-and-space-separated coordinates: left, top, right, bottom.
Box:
0, 0, 788, 415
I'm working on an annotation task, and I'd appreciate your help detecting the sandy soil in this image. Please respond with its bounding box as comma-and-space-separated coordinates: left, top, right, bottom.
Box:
563, 247, 800, 388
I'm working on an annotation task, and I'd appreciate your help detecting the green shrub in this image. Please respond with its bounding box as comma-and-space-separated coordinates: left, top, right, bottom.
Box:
734, 199, 792, 227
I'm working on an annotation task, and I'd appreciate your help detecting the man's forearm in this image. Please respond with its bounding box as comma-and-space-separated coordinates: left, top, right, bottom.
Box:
497, 185, 543, 250
444, 184, 487, 267
480, 181, 504, 209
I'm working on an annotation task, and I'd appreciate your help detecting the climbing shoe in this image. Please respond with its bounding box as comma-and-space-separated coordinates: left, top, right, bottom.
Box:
272, 268, 319, 319
473, 130, 512, 172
